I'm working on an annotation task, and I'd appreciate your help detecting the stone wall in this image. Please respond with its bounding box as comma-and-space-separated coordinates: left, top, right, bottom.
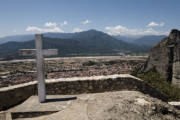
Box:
0, 82, 37, 111
144, 29, 180, 87
0, 74, 167, 111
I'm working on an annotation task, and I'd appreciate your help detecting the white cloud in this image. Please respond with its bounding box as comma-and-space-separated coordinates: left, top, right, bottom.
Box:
61, 21, 68, 26
44, 22, 57, 28
72, 28, 83, 33
13, 29, 17, 33
26, 26, 64, 33
26, 26, 42, 32
26, 21, 68, 33
26, 22, 64, 33
82, 20, 91, 25
0, 34, 4, 38
105, 25, 168, 36
147, 21, 165, 27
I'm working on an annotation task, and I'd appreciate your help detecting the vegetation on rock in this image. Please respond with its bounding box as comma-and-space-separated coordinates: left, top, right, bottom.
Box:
132, 67, 180, 101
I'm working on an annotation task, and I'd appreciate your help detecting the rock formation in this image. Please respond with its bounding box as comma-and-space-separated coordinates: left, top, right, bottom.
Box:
8, 91, 180, 120
144, 29, 180, 87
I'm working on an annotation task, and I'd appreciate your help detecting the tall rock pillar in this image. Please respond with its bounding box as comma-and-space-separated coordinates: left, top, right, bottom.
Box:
144, 29, 180, 87
171, 30, 180, 87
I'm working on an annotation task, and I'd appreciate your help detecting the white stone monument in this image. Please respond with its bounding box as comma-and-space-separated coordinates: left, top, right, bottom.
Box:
19, 34, 58, 103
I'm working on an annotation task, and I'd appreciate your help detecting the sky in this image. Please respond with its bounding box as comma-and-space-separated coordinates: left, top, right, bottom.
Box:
0, 0, 180, 37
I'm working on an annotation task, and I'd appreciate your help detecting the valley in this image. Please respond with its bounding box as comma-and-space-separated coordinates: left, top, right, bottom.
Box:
0, 56, 146, 88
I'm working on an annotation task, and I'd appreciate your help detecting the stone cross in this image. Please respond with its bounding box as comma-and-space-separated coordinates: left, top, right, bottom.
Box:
19, 34, 58, 103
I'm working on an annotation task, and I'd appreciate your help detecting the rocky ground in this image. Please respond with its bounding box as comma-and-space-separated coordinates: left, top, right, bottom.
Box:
0, 56, 146, 88
9, 91, 180, 120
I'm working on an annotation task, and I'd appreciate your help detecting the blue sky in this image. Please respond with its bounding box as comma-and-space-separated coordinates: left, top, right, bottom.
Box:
0, 0, 180, 37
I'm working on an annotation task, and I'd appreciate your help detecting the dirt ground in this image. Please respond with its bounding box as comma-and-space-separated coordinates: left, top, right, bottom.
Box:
9, 91, 180, 120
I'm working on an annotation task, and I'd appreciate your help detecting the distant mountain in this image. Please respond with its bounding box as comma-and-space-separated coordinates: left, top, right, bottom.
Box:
113, 35, 167, 47
0, 33, 77, 44
0, 30, 149, 60
43, 32, 76, 39
0, 35, 34, 44
112, 35, 139, 43
133, 35, 167, 46
0, 31, 167, 47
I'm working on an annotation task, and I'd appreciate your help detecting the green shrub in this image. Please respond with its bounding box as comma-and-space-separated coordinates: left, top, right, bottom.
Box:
103, 60, 119, 65
82, 61, 98, 66
132, 68, 180, 101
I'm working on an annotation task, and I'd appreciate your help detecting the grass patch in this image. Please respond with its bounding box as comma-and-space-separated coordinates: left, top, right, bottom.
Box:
131, 67, 180, 101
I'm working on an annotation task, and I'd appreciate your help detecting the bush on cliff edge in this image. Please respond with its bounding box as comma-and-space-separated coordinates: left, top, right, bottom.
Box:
131, 67, 180, 101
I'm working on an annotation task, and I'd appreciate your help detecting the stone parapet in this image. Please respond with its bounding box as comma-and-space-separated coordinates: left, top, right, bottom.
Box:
0, 74, 167, 111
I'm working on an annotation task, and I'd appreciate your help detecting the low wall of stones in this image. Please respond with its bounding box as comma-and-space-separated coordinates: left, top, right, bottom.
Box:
0, 74, 168, 111
0, 82, 37, 111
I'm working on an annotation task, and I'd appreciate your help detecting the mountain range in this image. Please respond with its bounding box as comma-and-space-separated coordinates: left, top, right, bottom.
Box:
112, 35, 139, 43
0, 30, 166, 46
0, 30, 150, 60
113, 35, 166, 46
132, 35, 166, 46
0, 33, 76, 44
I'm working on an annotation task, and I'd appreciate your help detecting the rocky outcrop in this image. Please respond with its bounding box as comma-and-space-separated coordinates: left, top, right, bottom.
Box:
9, 91, 180, 120
144, 29, 180, 87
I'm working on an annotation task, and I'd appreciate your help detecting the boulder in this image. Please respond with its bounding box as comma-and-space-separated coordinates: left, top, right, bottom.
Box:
143, 29, 180, 87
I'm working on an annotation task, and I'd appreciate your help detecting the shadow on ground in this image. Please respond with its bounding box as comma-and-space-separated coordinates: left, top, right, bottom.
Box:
45, 97, 77, 103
